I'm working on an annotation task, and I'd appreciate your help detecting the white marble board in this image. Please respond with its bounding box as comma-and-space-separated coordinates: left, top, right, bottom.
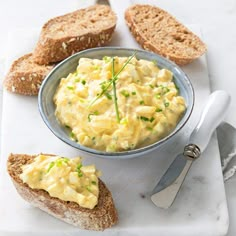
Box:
0, 8, 229, 236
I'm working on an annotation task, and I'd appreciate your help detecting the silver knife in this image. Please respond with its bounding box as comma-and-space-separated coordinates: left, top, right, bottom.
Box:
151, 90, 231, 209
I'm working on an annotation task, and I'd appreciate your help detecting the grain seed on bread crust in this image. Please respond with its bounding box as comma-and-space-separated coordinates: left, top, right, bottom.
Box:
7, 153, 118, 231
33, 5, 117, 65
3, 53, 54, 96
125, 4, 207, 65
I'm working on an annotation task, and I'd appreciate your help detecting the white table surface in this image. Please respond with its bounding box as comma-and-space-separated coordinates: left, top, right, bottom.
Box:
0, 0, 236, 235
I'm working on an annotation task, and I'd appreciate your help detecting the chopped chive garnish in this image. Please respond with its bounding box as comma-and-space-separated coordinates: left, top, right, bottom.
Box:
56, 158, 69, 167
163, 87, 170, 93
67, 85, 74, 90
86, 186, 92, 192
89, 51, 137, 107
146, 127, 153, 131
140, 116, 155, 122
47, 162, 55, 173
155, 94, 161, 99
77, 164, 83, 177
105, 92, 112, 100
131, 91, 136, 95
88, 111, 99, 122
165, 102, 170, 107
70, 132, 76, 140
81, 80, 86, 85
121, 90, 130, 98
156, 108, 163, 112
94, 65, 100, 70
149, 84, 154, 89
111, 57, 120, 123
150, 117, 155, 123
92, 137, 96, 141
103, 56, 111, 63
91, 181, 97, 185
140, 116, 149, 122
139, 100, 144, 105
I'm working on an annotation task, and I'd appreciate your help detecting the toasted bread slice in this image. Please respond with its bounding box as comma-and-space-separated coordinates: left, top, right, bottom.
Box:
125, 4, 207, 65
3, 53, 54, 96
7, 153, 118, 231
33, 5, 117, 65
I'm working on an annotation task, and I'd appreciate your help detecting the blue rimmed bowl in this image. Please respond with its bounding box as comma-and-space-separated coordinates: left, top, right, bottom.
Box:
38, 47, 194, 159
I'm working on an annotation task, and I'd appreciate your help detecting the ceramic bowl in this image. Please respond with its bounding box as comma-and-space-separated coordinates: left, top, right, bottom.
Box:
38, 47, 194, 158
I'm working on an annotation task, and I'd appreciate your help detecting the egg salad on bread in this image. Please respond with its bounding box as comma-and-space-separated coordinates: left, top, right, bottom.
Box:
20, 154, 100, 209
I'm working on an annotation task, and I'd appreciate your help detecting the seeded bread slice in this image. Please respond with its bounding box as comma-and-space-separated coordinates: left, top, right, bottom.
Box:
7, 153, 118, 231
3, 53, 54, 96
33, 5, 117, 65
125, 4, 207, 65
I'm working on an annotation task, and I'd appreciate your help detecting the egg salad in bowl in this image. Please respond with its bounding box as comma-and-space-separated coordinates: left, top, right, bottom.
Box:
39, 47, 194, 158
54, 55, 186, 152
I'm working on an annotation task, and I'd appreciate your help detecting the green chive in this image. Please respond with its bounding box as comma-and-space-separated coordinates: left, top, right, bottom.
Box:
121, 90, 130, 98
103, 56, 111, 63
67, 85, 74, 90
91, 181, 97, 185
77, 164, 83, 177
146, 127, 153, 131
112, 57, 120, 123
88, 111, 99, 122
89, 51, 137, 107
156, 108, 163, 112
139, 100, 144, 105
81, 80, 86, 85
155, 94, 161, 99
140, 116, 149, 122
165, 102, 170, 107
149, 84, 154, 89
163, 87, 170, 94
131, 91, 136, 95
70, 132, 76, 140
47, 162, 55, 173
86, 186, 92, 192
150, 117, 155, 123
105, 92, 112, 100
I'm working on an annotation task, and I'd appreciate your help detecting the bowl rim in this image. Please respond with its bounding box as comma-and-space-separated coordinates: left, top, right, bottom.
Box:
38, 46, 194, 158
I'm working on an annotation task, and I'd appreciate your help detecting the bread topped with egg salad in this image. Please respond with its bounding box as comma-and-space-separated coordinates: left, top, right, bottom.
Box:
7, 153, 118, 231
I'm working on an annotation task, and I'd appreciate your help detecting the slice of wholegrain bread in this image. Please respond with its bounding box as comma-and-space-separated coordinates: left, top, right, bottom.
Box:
7, 153, 118, 231
3, 53, 54, 96
125, 4, 207, 65
33, 5, 117, 65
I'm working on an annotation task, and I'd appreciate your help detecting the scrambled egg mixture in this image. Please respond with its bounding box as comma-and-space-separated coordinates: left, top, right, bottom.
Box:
54, 56, 186, 152
20, 155, 100, 209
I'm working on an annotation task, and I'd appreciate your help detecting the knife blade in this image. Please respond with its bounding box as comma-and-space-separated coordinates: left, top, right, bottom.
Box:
151, 90, 231, 209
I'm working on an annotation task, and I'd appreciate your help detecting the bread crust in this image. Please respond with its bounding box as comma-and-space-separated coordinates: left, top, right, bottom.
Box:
7, 153, 118, 231
125, 4, 207, 65
33, 5, 117, 65
3, 53, 54, 96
